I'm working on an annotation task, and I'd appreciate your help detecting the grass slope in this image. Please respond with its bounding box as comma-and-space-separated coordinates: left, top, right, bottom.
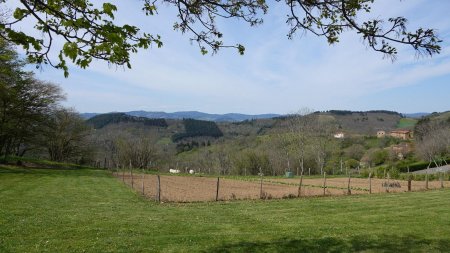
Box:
397, 118, 418, 129
1, 165, 450, 252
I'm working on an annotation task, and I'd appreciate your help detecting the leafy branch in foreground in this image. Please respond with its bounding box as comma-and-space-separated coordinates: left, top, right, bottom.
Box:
0, 0, 442, 76
283, 0, 441, 60
1, 0, 163, 77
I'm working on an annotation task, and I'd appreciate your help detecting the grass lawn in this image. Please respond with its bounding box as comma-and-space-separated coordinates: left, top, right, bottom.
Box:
397, 118, 418, 129
1, 165, 450, 252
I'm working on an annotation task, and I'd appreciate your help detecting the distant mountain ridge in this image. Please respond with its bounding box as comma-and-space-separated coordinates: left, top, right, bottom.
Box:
80, 110, 434, 122
80, 110, 280, 122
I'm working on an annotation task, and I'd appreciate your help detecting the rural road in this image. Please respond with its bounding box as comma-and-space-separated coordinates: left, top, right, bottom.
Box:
413, 164, 450, 174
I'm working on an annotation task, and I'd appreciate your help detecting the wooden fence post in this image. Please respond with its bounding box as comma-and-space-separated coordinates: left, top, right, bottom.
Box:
259, 176, 263, 199
142, 170, 145, 195
308, 168, 311, 176
386, 173, 390, 193
216, 177, 220, 201
323, 172, 327, 196
122, 169, 125, 183
297, 168, 304, 197
369, 173, 372, 194
440, 173, 444, 189
408, 175, 412, 192
347, 173, 351, 195
425, 170, 429, 190
156, 175, 161, 203
259, 171, 263, 199
131, 168, 134, 188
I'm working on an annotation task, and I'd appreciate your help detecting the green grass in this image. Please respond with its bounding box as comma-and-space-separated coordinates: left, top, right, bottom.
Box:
1, 155, 95, 170
1, 165, 450, 252
156, 137, 172, 145
397, 118, 418, 129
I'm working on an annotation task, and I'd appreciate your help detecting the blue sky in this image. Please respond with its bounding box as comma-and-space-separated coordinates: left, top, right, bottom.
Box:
11, 0, 450, 114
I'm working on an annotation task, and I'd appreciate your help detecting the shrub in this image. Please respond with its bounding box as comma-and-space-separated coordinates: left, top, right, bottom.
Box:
370, 149, 389, 166
345, 159, 360, 169
388, 167, 400, 179
374, 166, 387, 179
398, 173, 446, 181
360, 169, 371, 178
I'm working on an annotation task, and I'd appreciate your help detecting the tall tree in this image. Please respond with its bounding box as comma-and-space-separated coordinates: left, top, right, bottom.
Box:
287, 108, 316, 176
310, 114, 337, 174
115, 134, 158, 169
415, 119, 450, 167
0, 39, 64, 158
43, 108, 91, 162
0, 1, 442, 76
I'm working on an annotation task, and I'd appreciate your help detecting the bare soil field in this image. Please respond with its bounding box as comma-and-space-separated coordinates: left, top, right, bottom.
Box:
111, 172, 448, 202
270, 177, 450, 194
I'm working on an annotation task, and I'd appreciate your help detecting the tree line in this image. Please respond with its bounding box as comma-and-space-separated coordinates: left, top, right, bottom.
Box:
0, 39, 89, 162
87, 113, 168, 129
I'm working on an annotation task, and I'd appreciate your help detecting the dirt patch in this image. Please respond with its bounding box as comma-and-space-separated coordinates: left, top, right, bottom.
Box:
113, 172, 449, 202
271, 177, 450, 194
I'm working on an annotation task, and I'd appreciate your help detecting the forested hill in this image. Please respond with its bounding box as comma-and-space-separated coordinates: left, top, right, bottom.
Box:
322, 110, 403, 134
81, 111, 279, 122
172, 119, 223, 142
85, 110, 412, 136
326, 110, 403, 116
414, 111, 450, 140
86, 113, 168, 129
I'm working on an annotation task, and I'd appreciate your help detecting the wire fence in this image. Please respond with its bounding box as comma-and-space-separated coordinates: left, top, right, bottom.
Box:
112, 170, 449, 203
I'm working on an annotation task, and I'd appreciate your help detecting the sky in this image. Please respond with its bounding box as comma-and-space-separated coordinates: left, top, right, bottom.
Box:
8, 0, 450, 114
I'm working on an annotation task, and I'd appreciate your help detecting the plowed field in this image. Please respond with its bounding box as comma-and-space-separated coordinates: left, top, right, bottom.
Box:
114, 172, 449, 202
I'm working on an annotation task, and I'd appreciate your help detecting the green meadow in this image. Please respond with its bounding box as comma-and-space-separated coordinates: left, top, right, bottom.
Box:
397, 118, 418, 129
1, 165, 449, 252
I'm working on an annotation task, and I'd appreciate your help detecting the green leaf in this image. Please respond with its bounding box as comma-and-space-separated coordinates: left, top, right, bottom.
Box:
237, 44, 245, 55
102, 3, 117, 18
13, 8, 28, 20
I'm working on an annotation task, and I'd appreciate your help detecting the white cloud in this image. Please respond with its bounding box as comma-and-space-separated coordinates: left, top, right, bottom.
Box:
13, 0, 450, 114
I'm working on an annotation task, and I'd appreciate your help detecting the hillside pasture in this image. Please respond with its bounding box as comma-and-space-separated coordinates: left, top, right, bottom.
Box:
397, 118, 418, 129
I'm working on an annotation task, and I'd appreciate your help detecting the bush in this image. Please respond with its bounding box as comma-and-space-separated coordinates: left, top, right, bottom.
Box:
233, 151, 271, 176
398, 173, 442, 181
388, 167, 400, 179
374, 167, 386, 179
370, 149, 389, 166
360, 169, 371, 178
345, 159, 360, 169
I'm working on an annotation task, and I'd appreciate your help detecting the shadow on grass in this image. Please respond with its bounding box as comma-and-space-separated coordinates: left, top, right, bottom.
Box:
207, 234, 449, 253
